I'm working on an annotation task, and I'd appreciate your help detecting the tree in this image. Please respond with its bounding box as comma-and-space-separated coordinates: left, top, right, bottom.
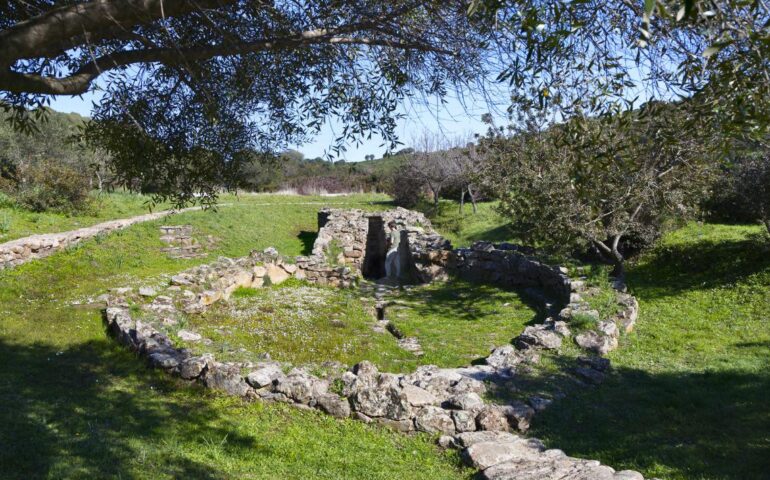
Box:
406, 132, 455, 210
0, 0, 498, 205
469, 0, 770, 148
482, 102, 714, 277
1, 1, 768, 205
731, 150, 770, 235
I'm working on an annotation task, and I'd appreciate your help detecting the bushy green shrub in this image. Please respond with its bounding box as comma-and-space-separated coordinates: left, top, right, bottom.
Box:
11, 160, 94, 214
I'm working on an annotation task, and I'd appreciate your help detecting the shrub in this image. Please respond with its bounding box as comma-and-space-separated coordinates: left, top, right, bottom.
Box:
388, 167, 424, 208
12, 160, 93, 214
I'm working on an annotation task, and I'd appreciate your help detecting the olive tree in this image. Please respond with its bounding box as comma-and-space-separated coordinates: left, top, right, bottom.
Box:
732, 152, 770, 235
0, 0, 499, 204
482, 103, 714, 277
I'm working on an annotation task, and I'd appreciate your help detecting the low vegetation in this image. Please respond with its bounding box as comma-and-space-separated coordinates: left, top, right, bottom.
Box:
181, 280, 416, 370
1, 190, 768, 479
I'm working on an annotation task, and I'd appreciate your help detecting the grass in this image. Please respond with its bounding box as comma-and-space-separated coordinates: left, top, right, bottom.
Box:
386, 279, 538, 368
0, 193, 470, 479
180, 280, 418, 371
3, 191, 769, 479
530, 223, 770, 480
418, 200, 520, 248
177, 278, 540, 374
396, 207, 770, 479
0, 191, 172, 242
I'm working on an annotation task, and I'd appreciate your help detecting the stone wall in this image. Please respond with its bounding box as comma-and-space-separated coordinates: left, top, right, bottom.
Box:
311, 207, 438, 281
0, 206, 206, 270
102, 240, 644, 479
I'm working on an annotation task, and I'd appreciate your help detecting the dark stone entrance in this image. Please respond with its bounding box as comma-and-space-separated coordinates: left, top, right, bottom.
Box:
362, 216, 387, 279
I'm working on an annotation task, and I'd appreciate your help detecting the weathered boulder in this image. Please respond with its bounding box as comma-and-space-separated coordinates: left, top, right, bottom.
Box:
454, 431, 520, 448
266, 263, 290, 285
515, 326, 562, 350
179, 355, 210, 380
202, 363, 251, 396
499, 402, 535, 432
274, 370, 328, 404
400, 384, 437, 407
485, 345, 521, 369
246, 363, 283, 389
462, 437, 545, 470
199, 290, 222, 306
451, 410, 478, 433
446, 392, 485, 412
315, 393, 351, 418
575, 330, 618, 355
475, 405, 510, 432
138, 287, 157, 297
414, 406, 455, 434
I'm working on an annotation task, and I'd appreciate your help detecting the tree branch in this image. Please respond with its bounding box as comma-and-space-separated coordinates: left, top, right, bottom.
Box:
0, 0, 238, 66
0, 30, 452, 95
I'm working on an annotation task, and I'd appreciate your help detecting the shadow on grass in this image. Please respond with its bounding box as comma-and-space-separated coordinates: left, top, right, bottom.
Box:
297, 230, 318, 256
0, 337, 256, 479
530, 364, 770, 480
397, 279, 545, 326
629, 236, 770, 299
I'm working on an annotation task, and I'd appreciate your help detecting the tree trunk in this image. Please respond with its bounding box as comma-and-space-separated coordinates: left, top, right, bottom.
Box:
459, 188, 465, 214
593, 236, 625, 280
467, 185, 477, 214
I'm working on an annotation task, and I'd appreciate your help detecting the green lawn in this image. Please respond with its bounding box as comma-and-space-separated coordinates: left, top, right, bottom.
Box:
530, 223, 770, 480
0, 194, 469, 480
387, 279, 538, 367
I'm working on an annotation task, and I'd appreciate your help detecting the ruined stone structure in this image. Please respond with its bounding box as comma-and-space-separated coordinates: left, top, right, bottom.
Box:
311, 207, 449, 283
100, 207, 643, 480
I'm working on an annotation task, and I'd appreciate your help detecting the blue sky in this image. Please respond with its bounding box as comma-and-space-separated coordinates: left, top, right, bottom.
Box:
49, 89, 505, 162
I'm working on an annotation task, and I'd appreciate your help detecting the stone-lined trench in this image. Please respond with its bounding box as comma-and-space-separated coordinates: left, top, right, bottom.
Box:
101, 208, 643, 480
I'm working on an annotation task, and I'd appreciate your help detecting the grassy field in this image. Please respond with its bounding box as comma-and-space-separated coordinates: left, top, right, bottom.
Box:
0, 191, 172, 242
0, 193, 470, 480
422, 206, 770, 479
2, 193, 769, 479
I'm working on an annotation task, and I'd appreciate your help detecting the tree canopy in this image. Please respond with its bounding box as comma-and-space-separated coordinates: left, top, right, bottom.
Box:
1, 0, 768, 203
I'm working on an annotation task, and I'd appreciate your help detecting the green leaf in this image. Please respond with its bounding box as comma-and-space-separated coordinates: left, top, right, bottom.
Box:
644, 0, 656, 15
